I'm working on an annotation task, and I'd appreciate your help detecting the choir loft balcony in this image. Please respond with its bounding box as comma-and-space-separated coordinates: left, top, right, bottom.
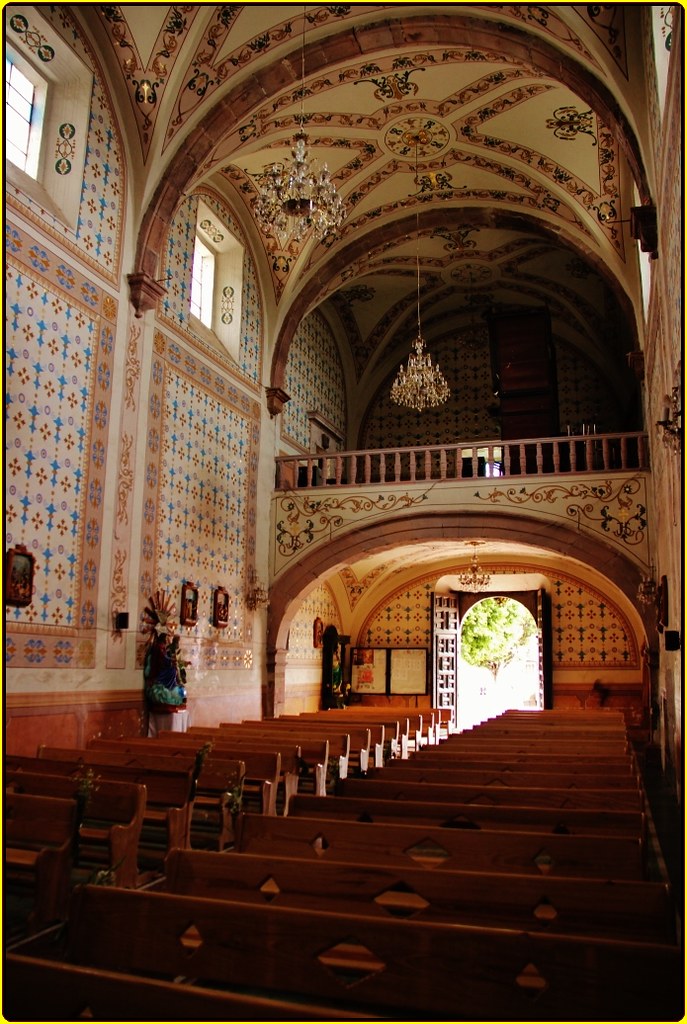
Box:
272, 433, 651, 580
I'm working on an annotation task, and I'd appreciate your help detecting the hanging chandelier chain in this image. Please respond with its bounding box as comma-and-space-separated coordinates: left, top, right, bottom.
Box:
457, 545, 492, 592
253, 5, 345, 243
389, 132, 450, 412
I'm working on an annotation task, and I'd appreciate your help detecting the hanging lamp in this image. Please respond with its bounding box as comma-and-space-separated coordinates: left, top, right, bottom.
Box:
457, 543, 492, 592
253, 8, 344, 243
389, 135, 450, 411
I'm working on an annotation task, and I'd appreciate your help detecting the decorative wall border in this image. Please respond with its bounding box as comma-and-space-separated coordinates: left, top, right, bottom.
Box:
5, 219, 118, 669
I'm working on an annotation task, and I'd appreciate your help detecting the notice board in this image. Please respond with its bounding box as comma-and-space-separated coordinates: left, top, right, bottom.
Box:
350, 648, 427, 696
350, 648, 387, 693
390, 648, 427, 695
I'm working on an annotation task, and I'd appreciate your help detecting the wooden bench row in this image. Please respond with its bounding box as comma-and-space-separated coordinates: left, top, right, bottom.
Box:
4, 951, 370, 1021
160, 846, 678, 944
7, 752, 195, 870
5, 792, 77, 934
7, 883, 681, 1021
232, 811, 646, 879
6, 770, 146, 888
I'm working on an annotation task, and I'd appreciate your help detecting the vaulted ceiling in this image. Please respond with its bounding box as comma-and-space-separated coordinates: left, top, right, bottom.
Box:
80, 4, 652, 419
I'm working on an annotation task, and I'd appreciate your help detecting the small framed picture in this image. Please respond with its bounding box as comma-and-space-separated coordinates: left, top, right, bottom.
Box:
5, 545, 35, 607
213, 586, 229, 628
313, 616, 324, 648
180, 581, 199, 626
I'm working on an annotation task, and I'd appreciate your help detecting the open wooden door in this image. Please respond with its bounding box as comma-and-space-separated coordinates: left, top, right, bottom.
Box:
537, 587, 553, 709
432, 594, 460, 729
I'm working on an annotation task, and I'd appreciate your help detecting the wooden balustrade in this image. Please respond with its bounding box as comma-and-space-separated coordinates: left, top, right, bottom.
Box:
276, 433, 649, 490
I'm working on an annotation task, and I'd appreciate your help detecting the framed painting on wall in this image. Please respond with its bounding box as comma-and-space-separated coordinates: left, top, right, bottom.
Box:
5, 545, 35, 607
180, 581, 199, 626
212, 586, 229, 628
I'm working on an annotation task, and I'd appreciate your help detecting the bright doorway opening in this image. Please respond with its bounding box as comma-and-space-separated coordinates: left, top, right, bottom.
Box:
457, 597, 541, 731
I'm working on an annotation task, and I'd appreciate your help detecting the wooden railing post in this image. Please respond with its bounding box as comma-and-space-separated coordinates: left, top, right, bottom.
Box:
274, 433, 648, 490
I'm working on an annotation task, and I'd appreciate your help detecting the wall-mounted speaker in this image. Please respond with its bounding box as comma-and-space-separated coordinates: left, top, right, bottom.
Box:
114, 612, 129, 631
664, 630, 681, 651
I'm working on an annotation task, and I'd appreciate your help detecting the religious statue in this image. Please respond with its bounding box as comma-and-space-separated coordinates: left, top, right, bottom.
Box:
141, 590, 187, 710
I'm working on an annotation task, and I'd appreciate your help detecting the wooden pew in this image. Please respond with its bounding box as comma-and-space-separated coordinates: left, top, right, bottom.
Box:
287, 710, 408, 758
432, 736, 631, 755
401, 755, 637, 776
6, 770, 145, 887
364, 764, 641, 790
5, 792, 77, 932
233, 720, 360, 777
410, 748, 635, 767
181, 730, 330, 798
272, 716, 387, 767
289, 792, 646, 838
478, 709, 628, 729
163, 728, 329, 797
162, 847, 678, 944
3, 952, 372, 1021
22, 750, 195, 869
15, 884, 680, 1021
335, 775, 643, 811
89, 737, 270, 822
264, 718, 383, 772
234, 812, 646, 879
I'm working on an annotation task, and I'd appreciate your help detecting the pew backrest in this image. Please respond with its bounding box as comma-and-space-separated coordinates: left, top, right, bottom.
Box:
53, 884, 682, 1020
162, 847, 676, 944
234, 812, 646, 879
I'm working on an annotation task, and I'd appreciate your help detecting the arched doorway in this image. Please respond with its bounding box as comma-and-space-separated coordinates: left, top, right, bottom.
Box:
457, 597, 541, 731
432, 589, 548, 731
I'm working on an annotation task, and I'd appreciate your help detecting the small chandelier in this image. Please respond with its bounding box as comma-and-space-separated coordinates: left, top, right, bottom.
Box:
253, 10, 344, 243
656, 384, 682, 454
636, 565, 657, 606
246, 570, 269, 610
457, 544, 492, 592
390, 137, 450, 411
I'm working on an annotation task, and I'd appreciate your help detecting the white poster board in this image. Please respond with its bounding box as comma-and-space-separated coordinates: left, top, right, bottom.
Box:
351, 648, 387, 693
390, 648, 427, 695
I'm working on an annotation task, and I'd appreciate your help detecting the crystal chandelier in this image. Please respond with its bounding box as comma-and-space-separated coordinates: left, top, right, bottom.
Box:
457, 544, 492, 592
253, 11, 344, 243
390, 138, 450, 411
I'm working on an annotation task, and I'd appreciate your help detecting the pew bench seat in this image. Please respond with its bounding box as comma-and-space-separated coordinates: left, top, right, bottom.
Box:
6, 770, 145, 887
5, 792, 77, 933
9, 883, 680, 1021
162, 847, 678, 944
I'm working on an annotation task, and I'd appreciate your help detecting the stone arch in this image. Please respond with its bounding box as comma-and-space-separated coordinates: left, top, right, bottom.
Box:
130, 12, 650, 304
267, 509, 652, 654
269, 206, 640, 396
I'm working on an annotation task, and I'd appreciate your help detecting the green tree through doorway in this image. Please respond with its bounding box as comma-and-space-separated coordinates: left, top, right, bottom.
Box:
461, 597, 537, 681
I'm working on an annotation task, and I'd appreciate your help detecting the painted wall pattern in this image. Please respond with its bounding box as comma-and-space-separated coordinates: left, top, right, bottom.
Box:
359, 570, 637, 668
282, 311, 347, 450
286, 583, 342, 664
552, 577, 637, 667
6, 7, 125, 284
363, 581, 435, 648
361, 329, 622, 448
138, 330, 261, 671
159, 191, 262, 388
5, 219, 117, 668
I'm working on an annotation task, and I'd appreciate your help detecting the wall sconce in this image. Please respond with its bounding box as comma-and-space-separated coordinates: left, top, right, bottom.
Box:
656, 385, 681, 454
636, 566, 656, 607
246, 570, 269, 610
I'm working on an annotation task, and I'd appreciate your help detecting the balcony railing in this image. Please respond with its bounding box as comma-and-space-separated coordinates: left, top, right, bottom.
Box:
275, 433, 649, 490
